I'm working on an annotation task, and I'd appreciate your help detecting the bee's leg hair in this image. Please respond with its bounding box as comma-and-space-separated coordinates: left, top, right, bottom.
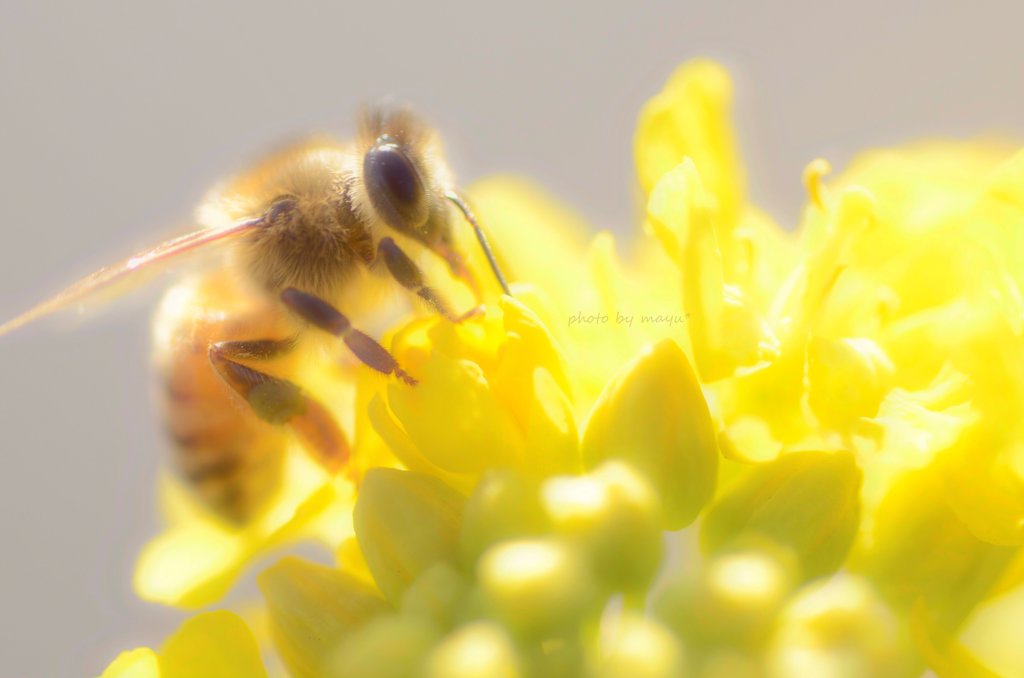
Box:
209, 340, 350, 473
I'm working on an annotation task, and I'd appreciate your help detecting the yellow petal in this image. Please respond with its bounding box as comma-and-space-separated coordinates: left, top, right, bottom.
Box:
807, 336, 894, 430
499, 295, 571, 397
258, 556, 389, 678
854, 467, 1017, 634
135, 454, 351, 608
354, 469, 466, 604
335, 535, 376, 587
581, 338, 718, 529
98, 649, 159, 678
97, 614, 268, 678
158, 611, 268, 678
644, 159, 692, 266
386, 353, 524, 474
648, 161, 774, 380
133, 521, 245, 609
635, 58, 744, 229
366, 393, 475, 495
702, 451, 861, 579
941, 435, 1024, 547
912, 600, 1003, 678
959, 582, 1024, 677
522, 367, 580, 477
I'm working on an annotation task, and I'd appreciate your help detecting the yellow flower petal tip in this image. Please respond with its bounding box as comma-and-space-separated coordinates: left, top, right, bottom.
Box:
134, 458, 352, 609
99, 611, 268, 678
158, 611, 268, 678
635, 59, 743, 218
99, 649, 159, 678
803, 157, 832, 210
581, 338, 719, 529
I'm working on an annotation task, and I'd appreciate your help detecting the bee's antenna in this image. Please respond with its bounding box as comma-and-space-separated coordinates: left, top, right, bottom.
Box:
445, 189, 511, 296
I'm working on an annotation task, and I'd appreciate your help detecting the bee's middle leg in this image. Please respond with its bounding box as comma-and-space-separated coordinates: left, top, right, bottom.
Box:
209, 338, 349, 473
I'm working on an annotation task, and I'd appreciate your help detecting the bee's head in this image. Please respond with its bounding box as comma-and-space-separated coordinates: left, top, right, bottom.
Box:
359, 107, 453, 249
357, 106, 510, 297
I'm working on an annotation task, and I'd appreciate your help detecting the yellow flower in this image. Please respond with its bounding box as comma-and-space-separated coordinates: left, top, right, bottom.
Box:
366, 294, 579, 488
99, 611, 268, 678
639, 59, 1024, 674
95, 56, 1024, 678
134, 455, 353, 608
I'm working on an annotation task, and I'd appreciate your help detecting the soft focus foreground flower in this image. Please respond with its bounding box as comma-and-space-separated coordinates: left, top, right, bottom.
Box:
100, 611, 268, 678
98, 58, 1024, 677
639, 59, 1024, 674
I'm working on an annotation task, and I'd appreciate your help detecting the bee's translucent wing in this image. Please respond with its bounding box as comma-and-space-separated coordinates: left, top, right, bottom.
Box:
0, 218, 262, 337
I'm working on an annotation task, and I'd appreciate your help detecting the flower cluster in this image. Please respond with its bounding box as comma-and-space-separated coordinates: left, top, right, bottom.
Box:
101, 60, 1024, 677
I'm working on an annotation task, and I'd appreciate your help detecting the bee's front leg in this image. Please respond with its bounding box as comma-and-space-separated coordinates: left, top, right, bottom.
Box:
377, 237, 483, 322
280, 288, 418, 385
209, 338, 349, 473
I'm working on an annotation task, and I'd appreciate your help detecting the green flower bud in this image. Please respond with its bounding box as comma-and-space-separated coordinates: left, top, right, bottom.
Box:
423, 622, 523, 678
477, 539, 599, 638
765, 575, 914, 678
400, 562, 470, 630
701, 451, 861, 579
521, 638, 585, 678
460, 470, 550, 569
329, 614, 441, 678
258, 556, 389, 678
655, 540, 798, 649
541, 461, 663, 592
354, 468, 466, 604
581, 339, 719, 529
591, 613, 687, 678
700, 651, 763, 678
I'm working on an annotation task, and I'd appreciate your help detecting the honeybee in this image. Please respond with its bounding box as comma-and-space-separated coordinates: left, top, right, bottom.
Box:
0, 108, 510, 523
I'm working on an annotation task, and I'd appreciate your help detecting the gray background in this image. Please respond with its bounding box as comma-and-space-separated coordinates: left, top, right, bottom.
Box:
1, 1, 1022, 676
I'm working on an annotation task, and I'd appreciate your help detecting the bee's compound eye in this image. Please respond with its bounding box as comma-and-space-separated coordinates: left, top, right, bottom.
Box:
364, 141, 427, 229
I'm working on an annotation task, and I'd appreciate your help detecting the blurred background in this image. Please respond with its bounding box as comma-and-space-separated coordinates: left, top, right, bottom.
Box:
2, 1, 1023, 675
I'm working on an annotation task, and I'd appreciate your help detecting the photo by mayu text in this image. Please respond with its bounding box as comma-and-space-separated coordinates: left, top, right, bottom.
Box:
567, 310, 690, 327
